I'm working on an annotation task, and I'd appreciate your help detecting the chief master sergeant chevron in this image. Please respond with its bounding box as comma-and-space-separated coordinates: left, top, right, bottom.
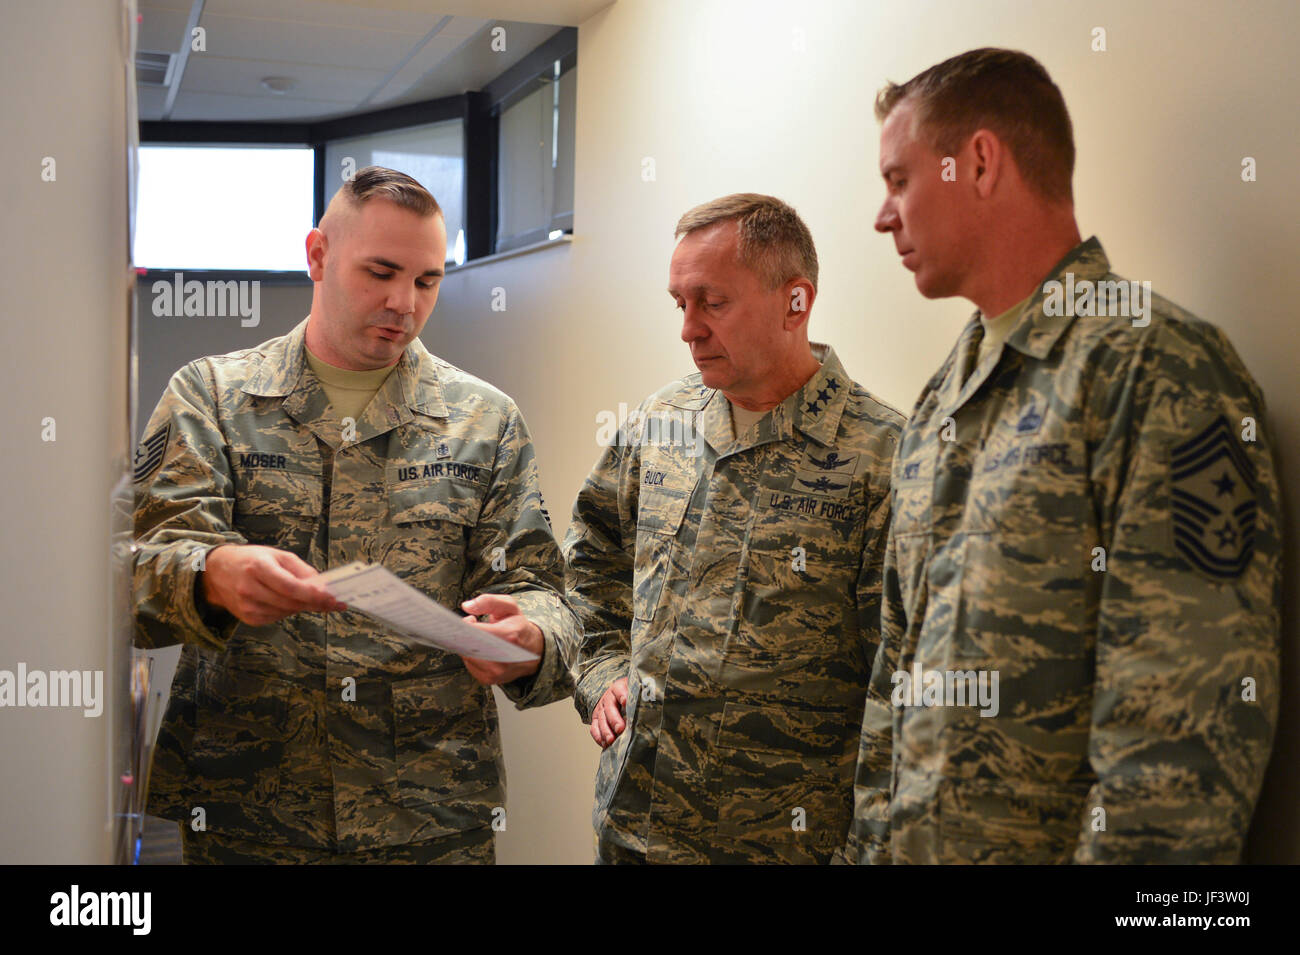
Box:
132, 166, 578, 864
564, 194, 904, 863
841, 49, 1282, 865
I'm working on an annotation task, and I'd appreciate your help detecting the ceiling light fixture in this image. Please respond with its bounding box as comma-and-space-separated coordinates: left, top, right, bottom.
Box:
259, 76, 297, 94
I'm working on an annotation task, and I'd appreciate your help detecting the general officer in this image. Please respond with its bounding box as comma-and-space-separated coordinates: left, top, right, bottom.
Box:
133, 166, 577, 864
564, 194, 904, 863
842, 49, 1282, 864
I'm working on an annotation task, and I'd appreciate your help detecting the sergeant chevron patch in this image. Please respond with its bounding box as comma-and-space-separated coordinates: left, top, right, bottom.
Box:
1169, 415, 1256, 580
133, 423, 170, 484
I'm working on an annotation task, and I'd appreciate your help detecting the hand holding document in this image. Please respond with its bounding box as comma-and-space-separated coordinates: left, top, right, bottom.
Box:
317, 562, 539, 663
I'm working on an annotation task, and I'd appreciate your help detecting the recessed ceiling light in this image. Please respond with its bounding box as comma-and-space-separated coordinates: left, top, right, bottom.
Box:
259, 76, 296, 94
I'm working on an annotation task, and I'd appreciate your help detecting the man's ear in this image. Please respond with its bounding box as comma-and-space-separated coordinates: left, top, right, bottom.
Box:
784, 278, 816, 329
968, 129, 1002, 199
306, 228, 327, 281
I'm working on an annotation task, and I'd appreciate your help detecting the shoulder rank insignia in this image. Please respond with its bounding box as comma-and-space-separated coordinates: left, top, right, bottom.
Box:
133, 422, 170, 484
1170, 414, 1256, 580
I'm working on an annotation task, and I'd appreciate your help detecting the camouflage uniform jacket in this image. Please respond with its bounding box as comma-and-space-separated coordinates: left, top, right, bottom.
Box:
844, 238, 1282, 864
134, 318, 577, 851
565, 344, 903, 863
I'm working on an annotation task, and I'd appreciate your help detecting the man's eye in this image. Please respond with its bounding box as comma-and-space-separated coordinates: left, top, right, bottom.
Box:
369, 270, 391, 279
417, 281, 436, 290
705, 300, 724, 309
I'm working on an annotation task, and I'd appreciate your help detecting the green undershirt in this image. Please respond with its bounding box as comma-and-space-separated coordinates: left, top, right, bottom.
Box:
978, 293, 1034, 366
305, 346, 398, 424
728, 350, 827, 439
729, 401, 767, 439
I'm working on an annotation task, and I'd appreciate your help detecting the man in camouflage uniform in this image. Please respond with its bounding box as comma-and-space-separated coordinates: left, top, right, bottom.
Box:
565, 194, 904, 863
842, 49, 1281, 864
134, 167, 576, 864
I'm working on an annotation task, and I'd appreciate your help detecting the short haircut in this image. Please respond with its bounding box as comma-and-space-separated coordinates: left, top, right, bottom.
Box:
875, 48, 1075, 204
674, 193, 819, 291
333, 165, 442, 219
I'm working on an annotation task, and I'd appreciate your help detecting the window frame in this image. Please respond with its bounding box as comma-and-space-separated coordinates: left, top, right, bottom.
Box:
136, 27, 577, 277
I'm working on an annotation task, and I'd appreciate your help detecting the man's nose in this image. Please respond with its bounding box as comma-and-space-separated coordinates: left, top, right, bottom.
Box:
875, 198, 899, 233
386, 282, 416, 317
680, 303, 707, 343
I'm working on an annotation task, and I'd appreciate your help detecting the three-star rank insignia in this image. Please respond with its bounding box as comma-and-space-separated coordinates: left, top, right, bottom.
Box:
802, 376, 842, 417
133, 422, 170, 484
1170, 414, 1257, 580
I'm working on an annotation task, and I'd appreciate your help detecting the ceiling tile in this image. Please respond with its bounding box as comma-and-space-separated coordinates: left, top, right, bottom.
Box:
168, 89, 358, 122
182, 55, 388, 104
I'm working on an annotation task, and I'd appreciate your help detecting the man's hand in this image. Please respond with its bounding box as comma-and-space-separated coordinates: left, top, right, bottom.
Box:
590, 677, 629, 749
459, 593, 544, 686
200, 544, 346, 626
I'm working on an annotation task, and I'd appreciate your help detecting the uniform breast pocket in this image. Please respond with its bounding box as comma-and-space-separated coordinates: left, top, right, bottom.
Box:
187, 659, 293, 806
747, 494, 862, 594
230, 455, 322, 556
967, 435, 1085, 538
714, 702, 854, 863
893, 485, 931, 532
378, 478, 487, 596
632, 487, 691, 622
958, 443, 1093, 658
734, 496, 864, 669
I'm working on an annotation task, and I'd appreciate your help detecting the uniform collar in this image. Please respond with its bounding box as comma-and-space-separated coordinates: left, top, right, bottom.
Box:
241, 318, 449, 448
686, 342, 852, 456
1005, 235, 1110, 360
935, 236, 1110, 416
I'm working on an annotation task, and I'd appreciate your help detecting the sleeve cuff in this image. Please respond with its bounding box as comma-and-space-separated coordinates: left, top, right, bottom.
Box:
574, 656, 629, 724
498, 591, 578, 709
168, 542, 239, 650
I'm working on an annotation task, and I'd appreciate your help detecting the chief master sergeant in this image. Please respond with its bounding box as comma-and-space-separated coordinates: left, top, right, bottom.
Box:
843, 49, 1282, 864
133, 166, 578, 864
565, 194, 904, 863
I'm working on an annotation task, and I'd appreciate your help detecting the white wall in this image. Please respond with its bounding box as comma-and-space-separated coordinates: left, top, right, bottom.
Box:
0, 0, 130, 863
428, 0, 1300, 862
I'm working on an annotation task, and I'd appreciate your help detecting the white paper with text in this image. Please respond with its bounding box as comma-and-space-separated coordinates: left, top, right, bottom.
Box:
317, 562, 538, 662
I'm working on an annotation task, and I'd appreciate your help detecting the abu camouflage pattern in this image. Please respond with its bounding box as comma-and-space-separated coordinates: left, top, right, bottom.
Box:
134, 318, 578, 854
181, 822, 495, 864
564, 344, 903, 863
842, 238, 1282, 865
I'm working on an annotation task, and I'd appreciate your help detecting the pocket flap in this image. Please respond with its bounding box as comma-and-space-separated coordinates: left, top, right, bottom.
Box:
230, 451, 321, 516
388, 478, 484, 527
